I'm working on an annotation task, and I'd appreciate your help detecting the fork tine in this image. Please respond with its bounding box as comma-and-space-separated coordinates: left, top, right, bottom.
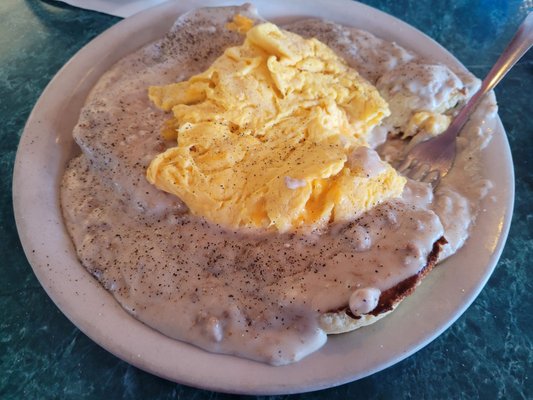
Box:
397, 157, 415, 174
421, 169, 441, 188
409, 163, 430, 181
396, 154, 439, 187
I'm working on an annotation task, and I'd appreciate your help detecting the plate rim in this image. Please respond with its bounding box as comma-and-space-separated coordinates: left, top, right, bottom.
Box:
12, 0, 515, 395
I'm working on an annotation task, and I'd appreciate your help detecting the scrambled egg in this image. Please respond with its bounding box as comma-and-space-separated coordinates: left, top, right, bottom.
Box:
403, 111, 451, 139
147, 17, 405, 232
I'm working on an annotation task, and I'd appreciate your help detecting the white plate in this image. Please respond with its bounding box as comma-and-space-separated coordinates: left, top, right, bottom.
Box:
13, 0, 514, 395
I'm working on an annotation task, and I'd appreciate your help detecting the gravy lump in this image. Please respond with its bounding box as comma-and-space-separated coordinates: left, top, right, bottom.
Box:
61, 5, 497, 365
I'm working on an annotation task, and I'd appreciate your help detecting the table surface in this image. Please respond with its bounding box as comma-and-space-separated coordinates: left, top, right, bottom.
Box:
2, 0, 532, 398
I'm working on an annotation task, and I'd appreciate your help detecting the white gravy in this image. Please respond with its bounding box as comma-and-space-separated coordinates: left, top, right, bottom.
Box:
60, 5, 497, 365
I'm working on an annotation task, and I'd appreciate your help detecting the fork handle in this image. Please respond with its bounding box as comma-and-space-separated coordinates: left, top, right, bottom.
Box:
444, 12, 533, 139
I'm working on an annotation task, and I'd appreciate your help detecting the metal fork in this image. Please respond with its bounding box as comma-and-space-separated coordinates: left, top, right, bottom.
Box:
397, 12, 533, 187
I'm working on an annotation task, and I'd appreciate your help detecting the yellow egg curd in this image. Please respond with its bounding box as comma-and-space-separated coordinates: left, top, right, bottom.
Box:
147, 17, 405, 232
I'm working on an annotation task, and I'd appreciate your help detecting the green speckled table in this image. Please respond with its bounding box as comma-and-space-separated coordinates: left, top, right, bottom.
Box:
2, 0, 532, 398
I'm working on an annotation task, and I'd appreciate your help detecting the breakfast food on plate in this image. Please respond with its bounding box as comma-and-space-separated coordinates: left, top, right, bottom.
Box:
60, 5, 497, 365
